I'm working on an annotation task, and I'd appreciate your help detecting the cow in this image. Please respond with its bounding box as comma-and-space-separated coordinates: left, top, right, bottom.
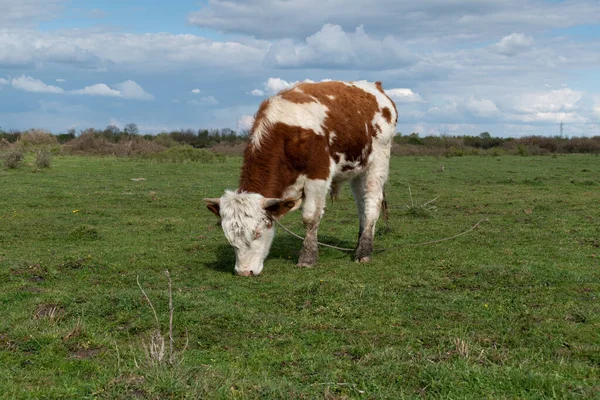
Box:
204, 80, 398, 276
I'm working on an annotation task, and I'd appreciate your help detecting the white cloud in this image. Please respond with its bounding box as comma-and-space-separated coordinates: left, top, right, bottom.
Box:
237, 115, 255, 131
189, 0, 600, 43
56, 78, 66, 82
0, 31, 104, 68
515, 112, 588, 124
0, 78, 8, 85
191, 88, 201, 94
72, 83, 122, 97
514, 88, 583, 114
385, 88, 424, 103
113, 80, 155, 100
11, 75, 65, 94
0, 0, 66, 28
464, 97, 499, 117
265, 24, 416, 69
188, 96, 219, 106
250, 77, 322, 97
0, 30, 268, 71
593, 99, 600, 118
264, 77, 297, 94
71, 80, 154, 100
491, 33, 534, 56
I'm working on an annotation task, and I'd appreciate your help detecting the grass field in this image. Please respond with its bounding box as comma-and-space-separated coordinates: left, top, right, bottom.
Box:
1, 154, 599, 399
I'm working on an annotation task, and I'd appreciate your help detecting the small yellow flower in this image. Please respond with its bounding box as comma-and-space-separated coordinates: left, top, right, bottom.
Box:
72, 210, 79, 213
484, 303, 489, 309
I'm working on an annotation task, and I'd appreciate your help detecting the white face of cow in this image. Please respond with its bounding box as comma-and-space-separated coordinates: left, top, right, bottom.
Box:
204, 191, 296, 276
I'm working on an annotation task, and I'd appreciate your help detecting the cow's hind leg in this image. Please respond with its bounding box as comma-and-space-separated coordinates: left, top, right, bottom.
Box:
353, 161, 388, 263
297, 179, 329, 267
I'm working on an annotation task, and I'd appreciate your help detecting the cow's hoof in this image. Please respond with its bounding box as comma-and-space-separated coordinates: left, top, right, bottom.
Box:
355, 256, 371, 263
297, 262, 315, 268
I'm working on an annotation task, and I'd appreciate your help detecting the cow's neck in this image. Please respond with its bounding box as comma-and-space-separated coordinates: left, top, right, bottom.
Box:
239, 144, 298, 199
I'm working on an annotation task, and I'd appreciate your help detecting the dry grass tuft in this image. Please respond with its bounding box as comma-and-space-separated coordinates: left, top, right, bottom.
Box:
3, 148, 24, 169
35, 303, 63, 322
35, 147, 52, 168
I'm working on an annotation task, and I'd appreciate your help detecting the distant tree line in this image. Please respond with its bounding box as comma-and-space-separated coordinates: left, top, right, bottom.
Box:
0, 124, 249, 148
1, 125, 599, 155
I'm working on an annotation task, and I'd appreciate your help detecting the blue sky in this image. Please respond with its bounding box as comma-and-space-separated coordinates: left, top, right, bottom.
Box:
1, 0, 599, 137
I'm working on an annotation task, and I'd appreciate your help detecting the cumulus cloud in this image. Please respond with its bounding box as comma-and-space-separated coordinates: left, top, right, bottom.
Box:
113, 80, 155, 100
72, 83, 122, 97
188, 96, 219, 106
250, 77, 330, 97
0, 31, 104, 68
72, 80, 154, 100
191, 88, 201, 94
491, 33, 534, 56
11, 75, 65, 94
0, 30, 268, 71
237, 115, 255, 131
464, 97, 499, 117
265, 24, 416, 69
188, 0, 600, 43
385, 88, 424, 103
0, 78, 8, 85
514, 88, 583, 114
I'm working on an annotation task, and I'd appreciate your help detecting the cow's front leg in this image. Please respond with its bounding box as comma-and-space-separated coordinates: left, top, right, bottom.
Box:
297, 179, 328, 267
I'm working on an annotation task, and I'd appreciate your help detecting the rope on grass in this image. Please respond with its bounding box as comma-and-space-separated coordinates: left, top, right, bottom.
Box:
273, 218, 489, 253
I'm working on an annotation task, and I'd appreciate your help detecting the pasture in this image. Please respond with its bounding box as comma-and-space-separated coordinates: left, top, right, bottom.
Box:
0, 154, 598, 399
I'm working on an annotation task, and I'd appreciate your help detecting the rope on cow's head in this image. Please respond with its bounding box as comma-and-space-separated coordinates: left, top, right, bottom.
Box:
273, 218, 489, 253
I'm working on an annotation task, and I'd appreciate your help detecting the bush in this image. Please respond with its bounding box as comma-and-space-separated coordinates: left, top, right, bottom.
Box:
18, 129, 58, 146
35, 148, 52, 168
64, 133, 166, 156
143, 145, 226, 163
3, 148, 24, 169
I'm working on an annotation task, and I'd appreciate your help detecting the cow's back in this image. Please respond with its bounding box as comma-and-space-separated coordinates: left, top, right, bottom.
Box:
240, 81, 397, 198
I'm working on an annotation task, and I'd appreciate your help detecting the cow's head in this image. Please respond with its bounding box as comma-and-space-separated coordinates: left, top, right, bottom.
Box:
204, 191, 296, 276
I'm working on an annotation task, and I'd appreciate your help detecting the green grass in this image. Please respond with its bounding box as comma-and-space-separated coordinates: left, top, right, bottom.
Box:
0, 154, 599, 399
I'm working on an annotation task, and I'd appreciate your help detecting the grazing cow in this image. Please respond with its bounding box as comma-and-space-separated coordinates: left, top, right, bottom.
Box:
205, 80, 397, 276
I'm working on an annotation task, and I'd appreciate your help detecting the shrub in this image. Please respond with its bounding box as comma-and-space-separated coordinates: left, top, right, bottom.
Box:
35, 148, 52, 168
64, 133, 166, 156
143, 145, 226, 163
18, 129, 58, 146
3, 148, 24, 169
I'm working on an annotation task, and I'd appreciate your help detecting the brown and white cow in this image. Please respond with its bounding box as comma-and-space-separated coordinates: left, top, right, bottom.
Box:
205, 80, 398, 276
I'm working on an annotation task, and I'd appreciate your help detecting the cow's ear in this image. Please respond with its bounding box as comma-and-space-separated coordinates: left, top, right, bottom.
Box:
263, 198, 297, 218
203, 198, 221, 217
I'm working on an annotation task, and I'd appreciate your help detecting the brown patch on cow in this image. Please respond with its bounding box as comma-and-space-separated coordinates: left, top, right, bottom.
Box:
293, 81, 380, 163
376, 82, 398, 124
240, 122, 330, 197
382, 107, 392, 124
241, 81, 393, 197
280, 88, 314, 104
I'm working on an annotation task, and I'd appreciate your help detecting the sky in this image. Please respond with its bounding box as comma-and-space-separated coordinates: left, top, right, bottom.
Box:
1, 0, 599, 137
